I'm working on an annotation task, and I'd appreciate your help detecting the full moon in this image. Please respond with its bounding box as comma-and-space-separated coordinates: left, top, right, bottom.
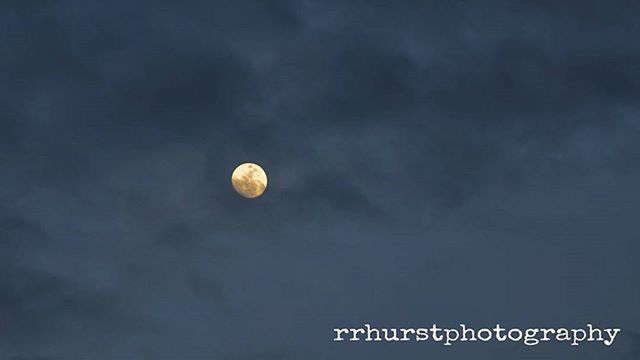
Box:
231, 163, 268, 198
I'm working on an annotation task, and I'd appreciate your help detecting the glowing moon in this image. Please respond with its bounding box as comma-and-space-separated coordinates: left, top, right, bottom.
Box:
231, 163, 267, 198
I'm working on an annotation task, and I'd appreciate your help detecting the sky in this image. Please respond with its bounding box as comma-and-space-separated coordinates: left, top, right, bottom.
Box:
1, 0, 639, 358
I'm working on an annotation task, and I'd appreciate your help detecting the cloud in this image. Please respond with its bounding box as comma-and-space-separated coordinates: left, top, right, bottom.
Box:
0, 0, 638, 358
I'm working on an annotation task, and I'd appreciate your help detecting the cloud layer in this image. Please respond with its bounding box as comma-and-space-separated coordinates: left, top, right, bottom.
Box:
1, 0, 639, 358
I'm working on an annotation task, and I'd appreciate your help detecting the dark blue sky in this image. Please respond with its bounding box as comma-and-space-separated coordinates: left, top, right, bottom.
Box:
1, 0, 639, 358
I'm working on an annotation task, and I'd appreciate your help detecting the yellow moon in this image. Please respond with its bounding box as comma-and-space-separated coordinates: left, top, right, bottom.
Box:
231, 163, 267, 198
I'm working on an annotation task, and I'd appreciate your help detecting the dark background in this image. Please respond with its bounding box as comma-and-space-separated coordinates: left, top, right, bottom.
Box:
1, 0, 639, 358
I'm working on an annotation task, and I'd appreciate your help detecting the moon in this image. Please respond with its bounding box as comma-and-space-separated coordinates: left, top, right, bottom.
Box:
231, 163, 268, 198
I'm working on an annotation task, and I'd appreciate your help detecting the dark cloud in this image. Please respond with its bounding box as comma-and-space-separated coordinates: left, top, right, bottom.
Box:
0, 0, 639, 358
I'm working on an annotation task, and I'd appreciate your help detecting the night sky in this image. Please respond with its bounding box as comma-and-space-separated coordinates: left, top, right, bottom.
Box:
1, 0, 639, 359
